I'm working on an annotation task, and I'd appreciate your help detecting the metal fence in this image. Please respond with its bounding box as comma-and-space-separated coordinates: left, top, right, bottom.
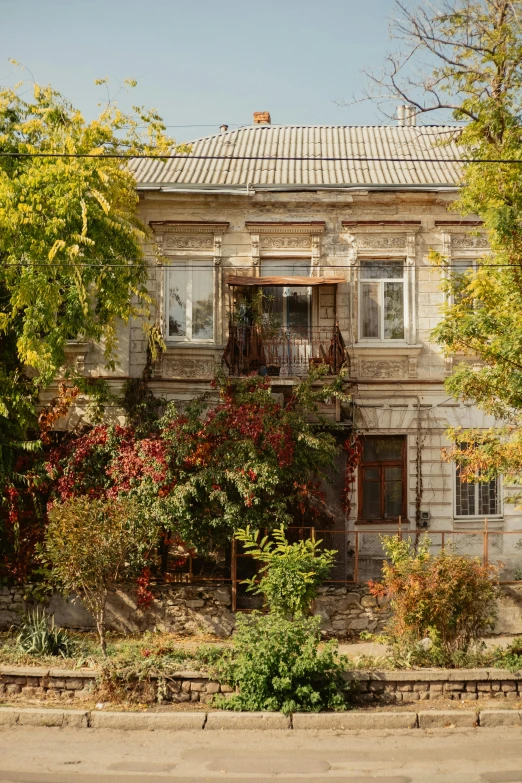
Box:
159, 527, 522, 611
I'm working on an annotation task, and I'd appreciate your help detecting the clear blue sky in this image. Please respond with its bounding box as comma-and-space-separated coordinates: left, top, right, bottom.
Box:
2, 0, 399, 143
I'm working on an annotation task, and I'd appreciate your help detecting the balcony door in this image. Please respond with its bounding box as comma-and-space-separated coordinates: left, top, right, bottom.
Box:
260, 259, 312, 374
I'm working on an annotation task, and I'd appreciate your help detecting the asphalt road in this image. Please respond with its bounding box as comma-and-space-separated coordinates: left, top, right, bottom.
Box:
2, 726, 522, 782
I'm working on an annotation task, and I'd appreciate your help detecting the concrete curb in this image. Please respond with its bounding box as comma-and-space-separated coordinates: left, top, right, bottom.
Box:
292, 712, 418, 730
2, 707, 522, 730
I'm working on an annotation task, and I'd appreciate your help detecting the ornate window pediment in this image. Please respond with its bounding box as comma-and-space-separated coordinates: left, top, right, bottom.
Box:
245, 221, 325, 268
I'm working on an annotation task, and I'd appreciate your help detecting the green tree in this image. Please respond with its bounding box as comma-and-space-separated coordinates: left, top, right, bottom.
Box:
0, 68, 180, 435
0, 69, 185, 568
372, 1, 522, 487
45, 496, 158, 655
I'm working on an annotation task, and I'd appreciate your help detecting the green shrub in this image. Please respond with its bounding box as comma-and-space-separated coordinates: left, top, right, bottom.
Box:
16, 607, 74, 658
370, 535, 499, 666
235, 525, 336, 617
213, 613, 348, 715
45, 496, 158, 656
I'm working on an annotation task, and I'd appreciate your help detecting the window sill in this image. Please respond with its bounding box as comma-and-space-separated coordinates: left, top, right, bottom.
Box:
352, 343, 422, 354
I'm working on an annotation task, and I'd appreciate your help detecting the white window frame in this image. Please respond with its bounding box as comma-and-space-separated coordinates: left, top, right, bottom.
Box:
165, 261, 216, 345
358, 261, 406, 342
453, 463, 503, 520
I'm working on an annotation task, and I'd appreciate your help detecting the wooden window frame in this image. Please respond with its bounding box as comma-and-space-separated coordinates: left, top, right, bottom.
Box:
357, 435, 407, 524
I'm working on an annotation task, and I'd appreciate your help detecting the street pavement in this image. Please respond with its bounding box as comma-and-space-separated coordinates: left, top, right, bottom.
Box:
2, 726, 522, 782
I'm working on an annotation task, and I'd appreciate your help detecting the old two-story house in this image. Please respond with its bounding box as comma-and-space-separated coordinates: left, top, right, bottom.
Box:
63, 110, 519, 585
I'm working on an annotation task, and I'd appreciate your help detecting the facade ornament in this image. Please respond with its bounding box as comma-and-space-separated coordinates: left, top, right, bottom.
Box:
451, 233, 489, 249
251, 233, 260, 265
213, 233, 223, 266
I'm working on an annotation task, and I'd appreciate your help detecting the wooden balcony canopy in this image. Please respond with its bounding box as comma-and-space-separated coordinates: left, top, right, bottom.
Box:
225, 275, 345, 287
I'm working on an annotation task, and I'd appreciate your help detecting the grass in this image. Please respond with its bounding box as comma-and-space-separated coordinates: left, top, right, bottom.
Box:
0, 629, 229, 672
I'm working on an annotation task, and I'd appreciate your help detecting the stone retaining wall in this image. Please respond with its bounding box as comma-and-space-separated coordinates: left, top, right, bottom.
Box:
2, 666, 522, 706
0, 584, 390, 638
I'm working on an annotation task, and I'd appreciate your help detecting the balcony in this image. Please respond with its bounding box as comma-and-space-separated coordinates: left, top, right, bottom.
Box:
223, 323, 346, 377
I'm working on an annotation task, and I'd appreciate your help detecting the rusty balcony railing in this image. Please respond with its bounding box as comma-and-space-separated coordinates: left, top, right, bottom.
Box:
223, 323, 346, 377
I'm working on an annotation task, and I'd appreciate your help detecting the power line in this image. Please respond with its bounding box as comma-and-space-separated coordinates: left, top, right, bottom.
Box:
0, 151, 520, 164
2, 261, 519, 270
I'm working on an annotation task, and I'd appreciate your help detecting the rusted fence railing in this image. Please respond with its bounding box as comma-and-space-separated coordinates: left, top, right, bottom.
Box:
159, 528, 522, 609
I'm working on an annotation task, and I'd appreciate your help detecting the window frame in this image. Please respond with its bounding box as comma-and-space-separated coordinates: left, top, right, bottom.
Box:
165, 260, 216, 345
453, 463, 502, 520
358, 261, 406, 342
357, 435, 408, 524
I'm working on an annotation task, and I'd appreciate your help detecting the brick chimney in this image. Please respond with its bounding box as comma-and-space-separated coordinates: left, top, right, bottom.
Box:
253, 111, 271, 125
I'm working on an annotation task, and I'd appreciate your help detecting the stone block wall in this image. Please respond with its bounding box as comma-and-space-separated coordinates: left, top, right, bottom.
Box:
2, 582, 522, 637
0, 584, 390, 638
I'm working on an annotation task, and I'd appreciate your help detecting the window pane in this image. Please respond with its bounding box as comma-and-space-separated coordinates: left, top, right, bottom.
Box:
384, 282, 404, 339
362, 477, 381, 518
384, 480, 403, 518
361, 282, 380, 338
168, 267, 187, 337
478, 478, 499, 516
363, 467, 379, 481
363, 437, 403, 463
192, 267, 214, 340
361, 261, 403, 279
286, 287, 311, 335
455, 467, 476, 516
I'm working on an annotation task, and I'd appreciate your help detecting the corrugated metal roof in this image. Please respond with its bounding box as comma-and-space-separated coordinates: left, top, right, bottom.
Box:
130, 124, 462, 190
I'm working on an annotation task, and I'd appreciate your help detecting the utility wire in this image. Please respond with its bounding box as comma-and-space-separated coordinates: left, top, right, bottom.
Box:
1, 261, 519, 270
0, 151, 520, 164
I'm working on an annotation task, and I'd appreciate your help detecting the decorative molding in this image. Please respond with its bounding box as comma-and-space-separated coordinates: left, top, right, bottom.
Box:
149, 221, 229, 265
149, 221, 229, 234
164, 236, 213, 250
163, 357, 216, 378
251, 234, 260, 266
260, 236, 312, 249
63, 342, 90, 374
358, 234, 407, 250
451, 234, 489, 249
359, 359, 408, 379
349, 345, 422, 380
247, 222, 324, 267
245, 222, 325, 235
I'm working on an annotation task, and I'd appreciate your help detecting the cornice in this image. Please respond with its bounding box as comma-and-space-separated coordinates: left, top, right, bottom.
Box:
149, 221, 230, 234
245, 221, 325, 235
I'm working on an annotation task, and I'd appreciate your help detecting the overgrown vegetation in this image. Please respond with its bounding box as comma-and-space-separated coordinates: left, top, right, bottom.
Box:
210, 527, 349, 714
46, 371, 347, 555
369, 535, 499, 667
213, 614, 347, 715
235, 525, 336, 617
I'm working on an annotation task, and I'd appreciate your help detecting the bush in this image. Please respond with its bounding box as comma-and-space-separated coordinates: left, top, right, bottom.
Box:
16, 607, 74, 658
45, 496, 158, 655
370, 535, 499, 665
213, 613, 348, 714
235, 525, 336, 617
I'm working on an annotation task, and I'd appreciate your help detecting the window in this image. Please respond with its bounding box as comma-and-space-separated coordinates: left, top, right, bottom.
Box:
166, 263, 214, 342
358, 436, 407, 522
450, 259, 478, 304
261, 258, 312, 336
455, 465, 500, 518
359, 261, 405, 340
